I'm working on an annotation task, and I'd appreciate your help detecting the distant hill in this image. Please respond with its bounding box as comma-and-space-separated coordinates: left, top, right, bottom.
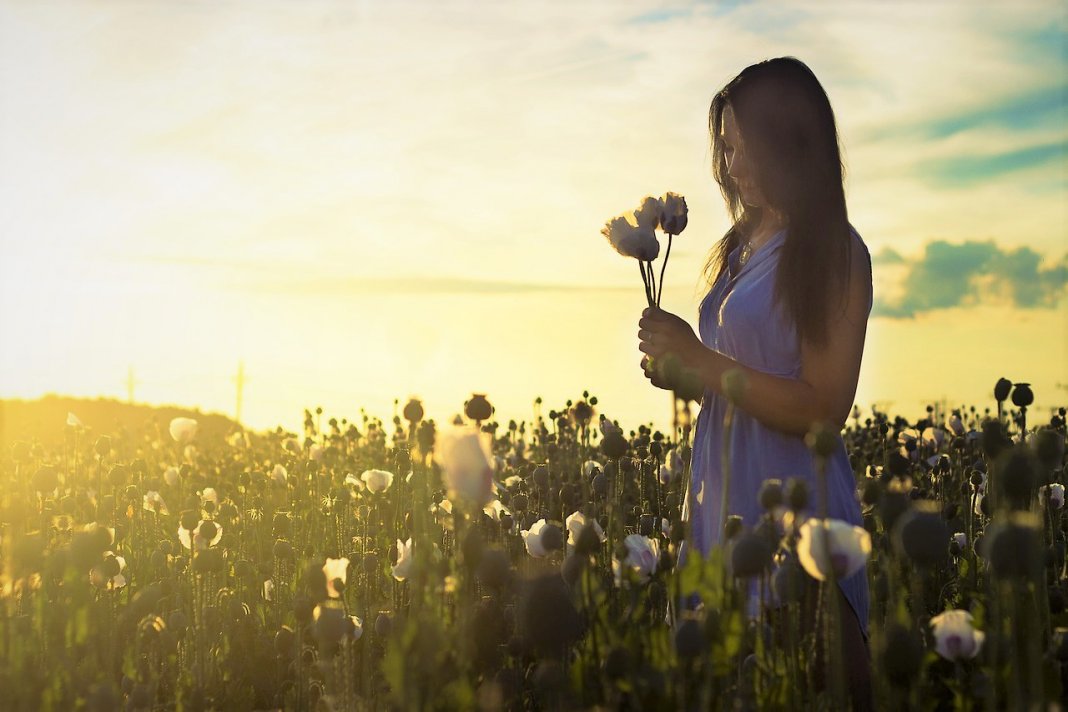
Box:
0, 395, 241, 446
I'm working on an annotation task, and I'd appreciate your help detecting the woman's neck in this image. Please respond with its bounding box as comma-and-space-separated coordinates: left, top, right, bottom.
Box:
748, 213, 786, 249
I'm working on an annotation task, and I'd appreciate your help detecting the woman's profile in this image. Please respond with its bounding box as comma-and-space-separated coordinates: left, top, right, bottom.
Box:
637, 56, 874, 704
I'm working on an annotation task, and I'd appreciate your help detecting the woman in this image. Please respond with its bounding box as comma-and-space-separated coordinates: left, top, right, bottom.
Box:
637, 57, 873, 700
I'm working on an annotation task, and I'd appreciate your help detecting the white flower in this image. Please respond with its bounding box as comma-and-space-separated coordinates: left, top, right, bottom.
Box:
178, 520, 223, 551
952, 532, 967, 549
392, 538, 413, 581
309, 444, 324, 462
599, 419, 622, 438
632, 196, 660, 230
521, 519, 550, 558
483, 499, 511, 522
432, 498, 454, 517
930, 610, 984, 661
1040, 483, 1065, 509
66, 412, 83, 428
503, 475, 522, 488
163, 467, 179, 487
612, 534, 660, 585
169, 417, 198, 443
974, 493, 987, 517
565, 511, 605, 552
582, 460, 602, 478
897, 428, 920, 445
349, 615, 364, 641
360, 469, 395, 494
227, 431, 249, 448
796, 518, 871, 581
271, 464, 288, 485
601, 216, 659, 260
436, 427, 495, 507
92, 551, 127, 590
142, 491, 169, 516
946, 414, 965, 436
323, 557, 350, 598
200, 487, 219, 507
657, 192, 688, 234
922, 427, 946, 448
263, 579, 275, 601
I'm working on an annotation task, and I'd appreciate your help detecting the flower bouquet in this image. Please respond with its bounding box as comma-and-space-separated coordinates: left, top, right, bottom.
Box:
602, 193, 700, 398
600, 192, 687, 308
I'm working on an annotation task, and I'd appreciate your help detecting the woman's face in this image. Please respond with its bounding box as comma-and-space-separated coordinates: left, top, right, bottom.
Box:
720, 104, 769, 209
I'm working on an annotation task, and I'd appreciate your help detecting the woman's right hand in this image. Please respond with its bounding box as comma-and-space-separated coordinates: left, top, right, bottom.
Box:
640, 355, 672, 391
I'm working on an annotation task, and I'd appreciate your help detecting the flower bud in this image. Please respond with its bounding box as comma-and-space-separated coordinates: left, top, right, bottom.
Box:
994, 377, 1012, 402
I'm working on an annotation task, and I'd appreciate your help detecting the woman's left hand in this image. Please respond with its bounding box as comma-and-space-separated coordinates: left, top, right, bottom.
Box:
637, 307, 703, 368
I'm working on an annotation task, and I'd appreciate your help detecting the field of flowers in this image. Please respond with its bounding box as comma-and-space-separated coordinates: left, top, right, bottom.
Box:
1, 380, 1066, 711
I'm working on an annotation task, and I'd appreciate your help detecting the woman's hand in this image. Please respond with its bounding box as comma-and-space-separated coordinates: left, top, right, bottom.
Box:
640, 354, 672, 390
637, 307, 703, 369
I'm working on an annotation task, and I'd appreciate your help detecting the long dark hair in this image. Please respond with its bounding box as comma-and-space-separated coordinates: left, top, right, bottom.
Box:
703, 57, 855, 349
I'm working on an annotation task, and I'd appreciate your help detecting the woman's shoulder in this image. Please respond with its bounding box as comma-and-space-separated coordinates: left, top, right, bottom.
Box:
846, 223, 874, 311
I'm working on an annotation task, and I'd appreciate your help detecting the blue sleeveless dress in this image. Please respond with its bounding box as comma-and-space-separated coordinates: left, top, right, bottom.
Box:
683, 225, 871, 635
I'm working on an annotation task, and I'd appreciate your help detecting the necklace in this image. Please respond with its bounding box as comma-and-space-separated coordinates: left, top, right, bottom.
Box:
738, 239, 753, 267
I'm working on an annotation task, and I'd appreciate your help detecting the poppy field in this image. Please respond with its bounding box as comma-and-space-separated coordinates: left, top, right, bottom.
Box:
1, 381, 1066, 711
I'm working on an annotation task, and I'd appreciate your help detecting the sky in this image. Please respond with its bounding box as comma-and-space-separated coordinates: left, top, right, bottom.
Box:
1, 0, 1066, 436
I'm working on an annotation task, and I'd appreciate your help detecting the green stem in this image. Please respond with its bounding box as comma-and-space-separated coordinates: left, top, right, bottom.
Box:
638, 261, 653, 308
657, 233, 673, 307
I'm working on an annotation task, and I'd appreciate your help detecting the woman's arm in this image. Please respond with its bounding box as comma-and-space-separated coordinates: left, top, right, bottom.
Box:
639, 244, 871, 438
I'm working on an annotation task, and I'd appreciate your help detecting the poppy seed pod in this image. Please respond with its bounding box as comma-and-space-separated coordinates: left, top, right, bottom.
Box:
731, 530, 772, 578
179, 510, 200, 532
476, 548, 513, 590
674, 616, 705, 658
983, 513, 1044, 580
994, 377, 1012, 402
805, 423, 839, 459
532, 465, 550, 491
878, 491, 910, 533
575, 523, 603, 556
465, 394, 494, 422
724, 515, 744, 541
995, 446, 1039, 510
403, 398, 424, 423
1034, 428, 1064, 472
759, 479, 784, 511
273, 540, 294, 561
892, 502, 949, 569
517, 574, 582, 655
1010, 383, 1033, 408
601, 432, 628, 459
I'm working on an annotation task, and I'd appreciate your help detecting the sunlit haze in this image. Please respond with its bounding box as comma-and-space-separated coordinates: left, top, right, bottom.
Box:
2, 0, 1065, 435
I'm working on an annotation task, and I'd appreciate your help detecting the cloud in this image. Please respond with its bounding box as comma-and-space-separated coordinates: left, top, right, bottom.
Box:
874, 240, 1068, 318
871, 247, 905, 265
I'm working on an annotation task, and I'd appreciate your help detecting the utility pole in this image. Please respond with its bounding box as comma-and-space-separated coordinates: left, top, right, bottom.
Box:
125, 366, 139, 403
234, 361, 246, 424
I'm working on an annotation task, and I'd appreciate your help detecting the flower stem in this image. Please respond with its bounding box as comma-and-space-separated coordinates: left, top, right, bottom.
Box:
638, 261, 653, 307
646, 260, 657, 308
657, 233, 674, 307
